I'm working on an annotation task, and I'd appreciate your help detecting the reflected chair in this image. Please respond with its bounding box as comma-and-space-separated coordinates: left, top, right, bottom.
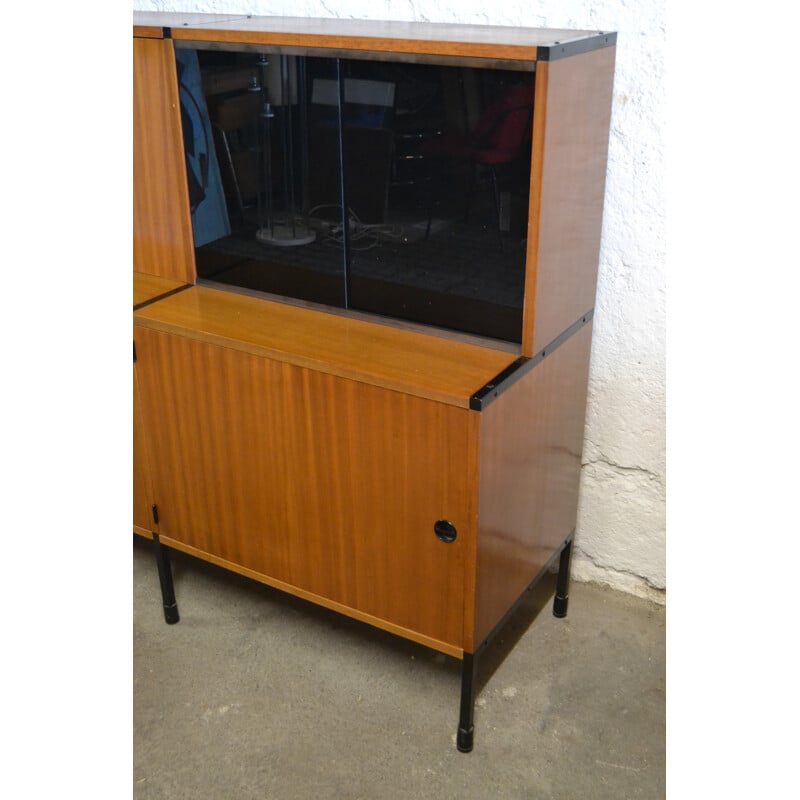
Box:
421, 82, 534, 250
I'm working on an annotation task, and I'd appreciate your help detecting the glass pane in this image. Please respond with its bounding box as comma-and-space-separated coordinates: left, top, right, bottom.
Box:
344, 59, 534, 343
177, 48, 347, 306
177, 46, 533, 343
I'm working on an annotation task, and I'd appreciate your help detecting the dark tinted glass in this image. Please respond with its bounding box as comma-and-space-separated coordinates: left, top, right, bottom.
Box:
178, 47, 534, 342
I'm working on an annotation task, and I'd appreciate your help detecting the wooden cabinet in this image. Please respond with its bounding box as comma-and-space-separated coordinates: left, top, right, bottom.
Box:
132, 11, 616, 751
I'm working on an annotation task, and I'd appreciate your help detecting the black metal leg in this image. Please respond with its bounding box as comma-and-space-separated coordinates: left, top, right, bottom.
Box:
553, 538, 573, 618
153, 534, 180, 625
457, 652, 477, 753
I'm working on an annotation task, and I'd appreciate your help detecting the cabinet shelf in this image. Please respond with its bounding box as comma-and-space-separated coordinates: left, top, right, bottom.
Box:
134, 283, 517, 408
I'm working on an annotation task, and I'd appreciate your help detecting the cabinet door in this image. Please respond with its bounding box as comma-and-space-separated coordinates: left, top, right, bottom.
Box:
133, 36, 196, 283
134, 326, 476, 650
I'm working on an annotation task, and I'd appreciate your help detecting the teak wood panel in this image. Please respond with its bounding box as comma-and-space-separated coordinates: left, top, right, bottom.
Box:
133, 37, 196, 284
133, 25, 166, 40
522, 47, 615, 355
134, 285, 516, 408
140, 12, 597, 60
471, 323, 593, 648
134, 326, 479, 652
133, 365, 155, 537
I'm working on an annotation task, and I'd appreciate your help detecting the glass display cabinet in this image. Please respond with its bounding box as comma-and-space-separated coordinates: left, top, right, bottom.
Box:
133, 11, 616, 752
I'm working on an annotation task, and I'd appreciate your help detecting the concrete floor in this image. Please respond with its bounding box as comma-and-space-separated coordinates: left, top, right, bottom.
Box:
133, 536, 665, 799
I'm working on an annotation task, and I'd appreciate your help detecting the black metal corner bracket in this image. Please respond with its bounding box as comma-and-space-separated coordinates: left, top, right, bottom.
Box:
470, 311, 593, 410
537, 32, 617, 62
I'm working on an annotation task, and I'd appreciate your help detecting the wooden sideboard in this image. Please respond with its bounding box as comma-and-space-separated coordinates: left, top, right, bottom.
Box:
132, 11, 615, 752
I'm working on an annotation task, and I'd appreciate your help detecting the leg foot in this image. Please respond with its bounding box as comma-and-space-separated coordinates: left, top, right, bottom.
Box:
553, 538, 572, 618
456, 653, 477, 753
153, 534, 180, 625
457, 725, 474, 753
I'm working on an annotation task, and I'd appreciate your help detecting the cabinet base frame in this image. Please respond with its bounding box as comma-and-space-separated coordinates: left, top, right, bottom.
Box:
456, 531, 574, 752
150, 534, 465, 658
143, 530, 574, 750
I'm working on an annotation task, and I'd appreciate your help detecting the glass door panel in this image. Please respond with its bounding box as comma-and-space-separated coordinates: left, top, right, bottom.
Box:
177, 45, 534, 343
177, 46, 348, 307
344, 59, 535, 343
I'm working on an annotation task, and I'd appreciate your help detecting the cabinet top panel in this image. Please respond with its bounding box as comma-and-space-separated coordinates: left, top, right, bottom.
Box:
133, 285, 517, 408
133, 12, 615, 62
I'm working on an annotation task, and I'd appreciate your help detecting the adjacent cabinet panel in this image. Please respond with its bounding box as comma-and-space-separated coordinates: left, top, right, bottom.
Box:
132, 365, 155, 537
133, 36, 196, 283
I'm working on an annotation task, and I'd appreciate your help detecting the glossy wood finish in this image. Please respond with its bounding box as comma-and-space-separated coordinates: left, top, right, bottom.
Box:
133, 37, 196, 283
158, 534, 464, 657
134, 11, 599, 61
471, 323, 593, 649
133, 25, 166, 40
130, 15, 616, 704
521, 47, 615, 355
133, 271, 187, 538
133, 365, 155, 538
134, 326, 478, 652
134, 285, 517, 408
133, 271, 188, 308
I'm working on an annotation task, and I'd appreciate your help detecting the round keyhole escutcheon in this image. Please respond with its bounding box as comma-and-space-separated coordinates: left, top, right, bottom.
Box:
434, 519, 457, 543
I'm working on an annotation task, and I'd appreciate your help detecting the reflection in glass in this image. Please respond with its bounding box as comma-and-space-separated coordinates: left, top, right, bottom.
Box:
179, 46, 535, 343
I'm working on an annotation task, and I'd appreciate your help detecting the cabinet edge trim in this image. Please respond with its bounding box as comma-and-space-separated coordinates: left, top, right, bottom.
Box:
537, 32, 616, 61
470, 310, 593, 410
156, 534, 465, 658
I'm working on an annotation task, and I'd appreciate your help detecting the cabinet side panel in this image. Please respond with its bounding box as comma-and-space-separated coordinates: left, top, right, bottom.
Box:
474, 323, 592, 647
133, 364, 155, 536
521, 47, 614, 355
133, 37, 196, 283
134, 326, 472, 649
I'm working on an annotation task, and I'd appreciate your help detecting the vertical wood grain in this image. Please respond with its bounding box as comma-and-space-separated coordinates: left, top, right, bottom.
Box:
134, 326, 476, 649
521, 47, 615, 355
133, 364, 156, 535
472, 323, 593, 648
133, 36, 196, 283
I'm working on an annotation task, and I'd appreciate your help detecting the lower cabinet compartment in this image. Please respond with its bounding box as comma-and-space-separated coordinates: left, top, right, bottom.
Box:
134, 325, 477, 652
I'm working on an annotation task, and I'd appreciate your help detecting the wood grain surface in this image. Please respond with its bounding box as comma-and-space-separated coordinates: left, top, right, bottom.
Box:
134, 326, 480, 650
133, 364, 156, 536
471, 323, 593, 649
134, 285, 517, 408
521, 47, 615, 355
134, 272, 188, 308
133, 37, 196, 283
133, 25, 165, 40
135, 12, 600, 61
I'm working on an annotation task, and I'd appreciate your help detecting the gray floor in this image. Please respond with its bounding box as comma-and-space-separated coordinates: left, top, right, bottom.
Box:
133, 537, 665, 799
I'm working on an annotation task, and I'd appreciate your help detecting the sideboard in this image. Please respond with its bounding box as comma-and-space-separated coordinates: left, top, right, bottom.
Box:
133, 10, 616, 752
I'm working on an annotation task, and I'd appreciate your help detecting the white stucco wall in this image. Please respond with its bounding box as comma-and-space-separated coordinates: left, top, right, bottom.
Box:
133, 0, 666, 603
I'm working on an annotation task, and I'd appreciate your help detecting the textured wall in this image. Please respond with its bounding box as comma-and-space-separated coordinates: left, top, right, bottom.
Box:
133, 0, 666, 602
